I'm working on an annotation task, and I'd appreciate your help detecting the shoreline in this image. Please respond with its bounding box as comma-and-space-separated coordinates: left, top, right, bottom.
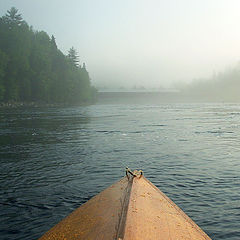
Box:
0, 101, 95, 109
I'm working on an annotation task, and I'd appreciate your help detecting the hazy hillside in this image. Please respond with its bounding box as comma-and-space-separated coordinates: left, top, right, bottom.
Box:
180, 64, 240, 102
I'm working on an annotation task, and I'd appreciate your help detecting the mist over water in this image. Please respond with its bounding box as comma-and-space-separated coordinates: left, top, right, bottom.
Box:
1, 95, 240, 239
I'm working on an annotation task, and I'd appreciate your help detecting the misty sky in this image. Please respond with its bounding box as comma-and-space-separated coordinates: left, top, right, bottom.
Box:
1, 0, 240, 89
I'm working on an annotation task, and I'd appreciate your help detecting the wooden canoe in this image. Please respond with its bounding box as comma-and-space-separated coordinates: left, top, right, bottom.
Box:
39, 170, 211, 240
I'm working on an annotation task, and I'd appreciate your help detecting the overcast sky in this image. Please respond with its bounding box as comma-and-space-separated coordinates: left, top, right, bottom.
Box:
1, 0, 240, 88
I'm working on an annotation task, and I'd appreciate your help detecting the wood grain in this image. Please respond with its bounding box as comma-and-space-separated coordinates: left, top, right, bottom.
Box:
39, 177, 129, 240
39, 176, 212, 240
123, 176, 211, 240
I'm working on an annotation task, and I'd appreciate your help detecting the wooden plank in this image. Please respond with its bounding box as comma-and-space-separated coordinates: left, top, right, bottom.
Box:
39, 177, 129, 240
123, 176, 211, 240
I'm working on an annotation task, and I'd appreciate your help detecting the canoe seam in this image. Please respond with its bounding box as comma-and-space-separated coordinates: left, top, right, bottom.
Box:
115, 175, 134, 240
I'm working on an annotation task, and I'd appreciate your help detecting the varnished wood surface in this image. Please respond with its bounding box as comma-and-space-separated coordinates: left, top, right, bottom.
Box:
39, 175, 212, 240
39, 177, 129, 240
123, 176, 211, 240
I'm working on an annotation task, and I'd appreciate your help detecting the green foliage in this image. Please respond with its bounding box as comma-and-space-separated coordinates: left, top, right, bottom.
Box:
67, 47, 79, 67
0, 50, 8, 100
2, 7, 23, 26
0, 7, 96, 104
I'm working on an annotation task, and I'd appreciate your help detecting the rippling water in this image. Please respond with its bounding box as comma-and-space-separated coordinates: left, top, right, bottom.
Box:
0, 99, 240, 239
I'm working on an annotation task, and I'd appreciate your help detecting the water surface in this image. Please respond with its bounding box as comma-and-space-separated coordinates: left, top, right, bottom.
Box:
0, 100, 240, 239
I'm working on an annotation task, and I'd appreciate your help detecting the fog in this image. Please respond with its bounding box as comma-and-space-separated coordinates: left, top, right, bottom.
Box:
1, 0, 240, 92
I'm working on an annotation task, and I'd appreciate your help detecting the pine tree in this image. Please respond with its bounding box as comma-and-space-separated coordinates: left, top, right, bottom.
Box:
3, 7, 23, 25
51, 35, 57, 49
67, 47, 79, 67
0, 8, 96, 104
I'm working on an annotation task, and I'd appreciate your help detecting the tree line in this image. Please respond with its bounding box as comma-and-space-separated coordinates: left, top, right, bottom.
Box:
0, 7, 97, 104
178, 63, 240, 102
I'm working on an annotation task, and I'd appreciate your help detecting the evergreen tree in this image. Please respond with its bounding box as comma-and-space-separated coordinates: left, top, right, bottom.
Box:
0, 50, 8, 100
51, 35, 57, 49
0, 7, 97, 104
2, 7, 23, 26
67, 47, 79, 67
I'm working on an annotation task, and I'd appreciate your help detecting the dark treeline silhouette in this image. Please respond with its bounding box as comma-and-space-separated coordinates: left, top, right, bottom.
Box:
0, 7, 96, 104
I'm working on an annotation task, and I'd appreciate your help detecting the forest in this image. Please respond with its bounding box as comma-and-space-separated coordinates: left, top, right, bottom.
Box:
178, 63, 240, 102
0, 7, 97, 104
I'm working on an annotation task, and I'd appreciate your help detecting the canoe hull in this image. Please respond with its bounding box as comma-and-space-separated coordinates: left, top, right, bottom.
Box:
39, 177, 129, 240
123, 176, 211, 240
39, 176, 211, 240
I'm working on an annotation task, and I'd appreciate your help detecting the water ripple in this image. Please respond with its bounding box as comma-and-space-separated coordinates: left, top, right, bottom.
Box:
0, 103, 240, 239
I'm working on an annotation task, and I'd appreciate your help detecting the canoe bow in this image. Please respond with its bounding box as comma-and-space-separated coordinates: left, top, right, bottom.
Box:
39, 170, 211, 240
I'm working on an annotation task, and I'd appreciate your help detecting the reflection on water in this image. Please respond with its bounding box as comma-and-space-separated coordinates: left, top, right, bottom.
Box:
0, 101, 240, 240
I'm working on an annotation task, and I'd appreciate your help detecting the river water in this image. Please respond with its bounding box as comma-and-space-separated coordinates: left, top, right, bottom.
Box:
0, 95, 240, 239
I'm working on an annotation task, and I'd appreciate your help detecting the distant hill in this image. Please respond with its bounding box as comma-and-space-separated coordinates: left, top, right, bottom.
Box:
180, 64, 240, 102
